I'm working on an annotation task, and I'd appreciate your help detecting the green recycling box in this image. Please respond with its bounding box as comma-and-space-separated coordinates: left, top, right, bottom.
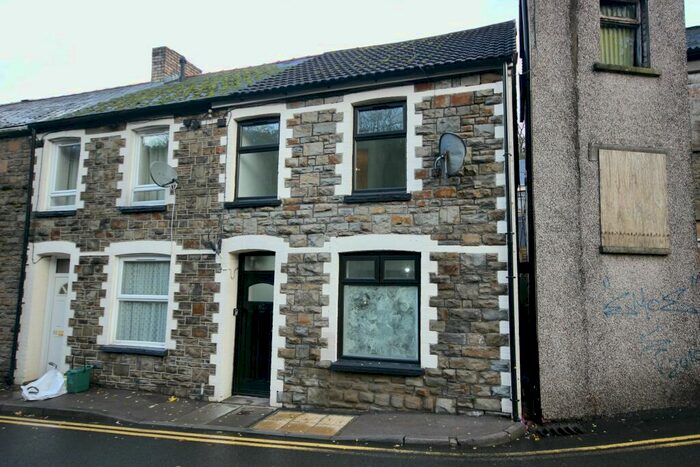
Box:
66, 365, 93, 393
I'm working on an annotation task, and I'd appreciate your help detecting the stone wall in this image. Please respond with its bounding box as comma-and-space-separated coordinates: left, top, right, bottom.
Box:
0, 136, 30, 383
17, 72, 512, 412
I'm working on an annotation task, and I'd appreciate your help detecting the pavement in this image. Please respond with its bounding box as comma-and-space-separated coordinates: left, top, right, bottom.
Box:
0, 385, 526, 448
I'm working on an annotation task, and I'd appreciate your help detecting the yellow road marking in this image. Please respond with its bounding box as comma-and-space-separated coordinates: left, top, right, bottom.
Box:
0, 415, 698, 458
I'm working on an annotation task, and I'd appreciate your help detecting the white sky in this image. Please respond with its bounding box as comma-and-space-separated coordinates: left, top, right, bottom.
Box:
0, 0, 698, 105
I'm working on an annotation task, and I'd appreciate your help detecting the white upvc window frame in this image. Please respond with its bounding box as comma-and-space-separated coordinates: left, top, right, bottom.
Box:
47, 137, 81, 211
112, 255, 170, 348
131, 126, 170, 207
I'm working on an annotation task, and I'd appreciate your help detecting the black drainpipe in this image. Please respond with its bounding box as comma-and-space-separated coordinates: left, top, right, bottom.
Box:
5, 128, 37, 386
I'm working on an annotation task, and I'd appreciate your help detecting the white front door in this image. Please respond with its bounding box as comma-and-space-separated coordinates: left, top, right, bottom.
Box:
43, 258, 70, 371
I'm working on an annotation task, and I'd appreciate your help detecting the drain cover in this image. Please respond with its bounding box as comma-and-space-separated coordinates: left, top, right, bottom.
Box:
532, 423, 585, 437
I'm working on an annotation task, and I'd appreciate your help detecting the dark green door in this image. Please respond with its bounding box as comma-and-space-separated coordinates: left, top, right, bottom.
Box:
233, 254, 274, 397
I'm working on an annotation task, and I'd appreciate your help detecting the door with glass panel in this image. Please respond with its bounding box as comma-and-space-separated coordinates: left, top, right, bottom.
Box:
233, 253, 274, 397
43, 258, 70, 371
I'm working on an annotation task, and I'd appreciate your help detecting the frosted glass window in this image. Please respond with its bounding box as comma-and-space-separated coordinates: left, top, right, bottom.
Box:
248, 283, 274, 302
236, 119, 279, 199
49, 141, 80, 208
340, 253, 420, 363
354, 103, 406, 192
116, 260, 170, 345
134, 131, 168, 203
244, 255, 275, 271
343, 286, 418, 361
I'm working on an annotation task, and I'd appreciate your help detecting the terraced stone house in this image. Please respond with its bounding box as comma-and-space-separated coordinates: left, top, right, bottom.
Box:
0, 22, 520, 416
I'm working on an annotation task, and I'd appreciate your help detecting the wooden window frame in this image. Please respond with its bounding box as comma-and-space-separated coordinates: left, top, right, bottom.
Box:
599, 0, 650, 68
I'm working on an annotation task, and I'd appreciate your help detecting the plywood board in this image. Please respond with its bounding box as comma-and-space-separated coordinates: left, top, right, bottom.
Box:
599, 149, 670, 254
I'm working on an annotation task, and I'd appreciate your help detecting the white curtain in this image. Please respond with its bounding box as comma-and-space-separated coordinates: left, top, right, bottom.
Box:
117, 261, 169, 343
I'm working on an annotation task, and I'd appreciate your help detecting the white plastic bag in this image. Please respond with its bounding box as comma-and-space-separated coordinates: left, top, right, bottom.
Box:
20, 366, 67, 401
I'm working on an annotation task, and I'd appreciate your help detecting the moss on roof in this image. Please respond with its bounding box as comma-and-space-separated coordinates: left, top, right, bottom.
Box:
67, 63, 282, 117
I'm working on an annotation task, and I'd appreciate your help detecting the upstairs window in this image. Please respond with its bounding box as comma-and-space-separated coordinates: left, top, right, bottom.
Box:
48, 139, 80, 210
236, 119, 279, 200
599, 0, 648, 67
115, 258, 170, 346
353, 102, 406, 193
133, 130, 168, 205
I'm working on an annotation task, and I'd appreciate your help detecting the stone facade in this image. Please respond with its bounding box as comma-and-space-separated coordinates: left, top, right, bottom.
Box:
9, 71, 514, 414
0, 136, 30, 381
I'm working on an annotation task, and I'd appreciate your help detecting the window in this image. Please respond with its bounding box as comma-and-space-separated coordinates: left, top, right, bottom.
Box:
236, 119, 279, 200
353, 102, 407, 192
339, 253, 419, 363
599, 0, 648, 67
48, 139, 80, 209
133, 129, 169, 205
115, 258, 170, 346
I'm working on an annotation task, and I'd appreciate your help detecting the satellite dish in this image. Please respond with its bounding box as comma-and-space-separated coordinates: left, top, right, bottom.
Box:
150, 161, 178, 188
439, 133, 467, 177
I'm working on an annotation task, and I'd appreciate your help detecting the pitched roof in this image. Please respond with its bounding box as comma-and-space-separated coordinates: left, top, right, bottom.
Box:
0, 82, 160, 130
241, 20, 516, 95
688, 25, 700, 56
67, 62, 289, 117
0, 20, 515, 130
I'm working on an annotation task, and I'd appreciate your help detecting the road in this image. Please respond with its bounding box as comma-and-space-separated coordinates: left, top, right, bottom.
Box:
0, 415, 698, 466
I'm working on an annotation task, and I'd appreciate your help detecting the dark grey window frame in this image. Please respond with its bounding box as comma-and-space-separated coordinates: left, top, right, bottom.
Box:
332, 251, 422, 376
234, 117, 280, 203
351, 101, 408, 195
598, 0, 650, 68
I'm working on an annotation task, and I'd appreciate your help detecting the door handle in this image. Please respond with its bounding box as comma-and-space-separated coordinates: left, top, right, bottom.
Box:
233, 308, 239, 316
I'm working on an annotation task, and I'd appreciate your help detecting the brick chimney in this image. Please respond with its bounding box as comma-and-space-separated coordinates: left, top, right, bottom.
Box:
151, 46, 202, 82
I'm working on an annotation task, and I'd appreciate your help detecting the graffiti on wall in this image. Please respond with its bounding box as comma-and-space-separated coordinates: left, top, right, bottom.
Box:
602, 273, 700, 379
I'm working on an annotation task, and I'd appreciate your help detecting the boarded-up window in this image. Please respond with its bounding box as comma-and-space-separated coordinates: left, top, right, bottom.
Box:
599, 149, 670, 254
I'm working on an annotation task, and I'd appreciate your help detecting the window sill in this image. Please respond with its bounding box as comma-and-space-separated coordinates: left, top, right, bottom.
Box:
224, 199, 282, 209
592, 62, 661, 77
99, 345, 168, 357
600, 245, 670, 255
330, 359, 424, 376
118, 205, 167, 214
34, 210, 77, 218
343, 192, 411, 204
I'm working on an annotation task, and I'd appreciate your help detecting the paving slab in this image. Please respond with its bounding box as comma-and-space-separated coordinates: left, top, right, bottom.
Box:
207, 406, 275, 428
337, 412, 518, 445
171, 403, 239, 425
252, 410, 354, 437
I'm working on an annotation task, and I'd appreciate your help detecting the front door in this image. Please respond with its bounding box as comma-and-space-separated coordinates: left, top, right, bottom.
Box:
44, 258, 70, 371
233, 253, 274, 397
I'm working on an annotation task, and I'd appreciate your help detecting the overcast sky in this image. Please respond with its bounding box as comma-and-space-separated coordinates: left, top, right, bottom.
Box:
0, 0, 698, 105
